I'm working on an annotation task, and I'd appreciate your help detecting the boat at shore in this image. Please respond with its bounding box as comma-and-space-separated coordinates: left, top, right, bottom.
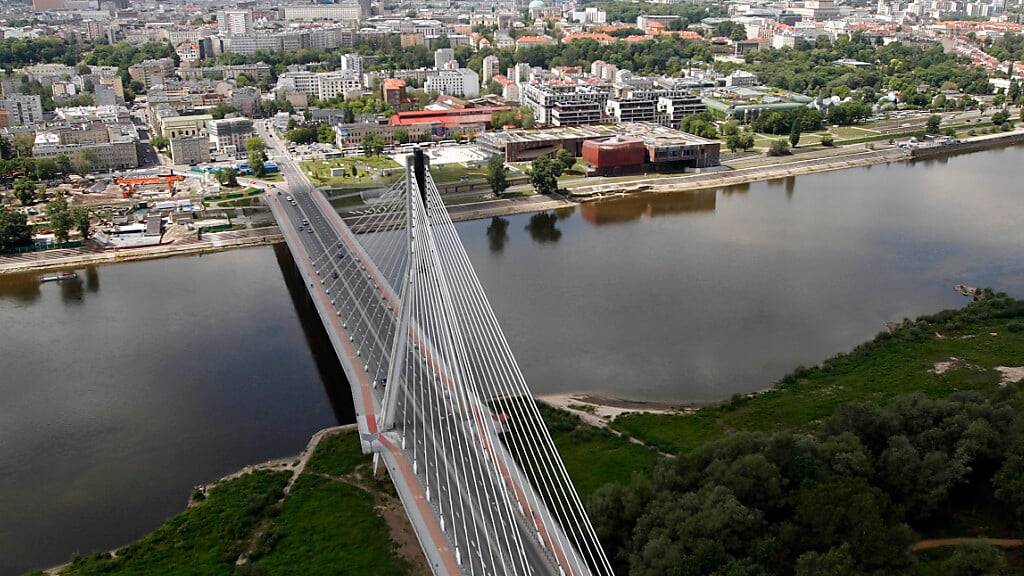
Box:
40, 272, 78, 283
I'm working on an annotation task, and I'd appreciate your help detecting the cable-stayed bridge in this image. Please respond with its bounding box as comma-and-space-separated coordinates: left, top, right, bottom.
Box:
262, 128, 613, 576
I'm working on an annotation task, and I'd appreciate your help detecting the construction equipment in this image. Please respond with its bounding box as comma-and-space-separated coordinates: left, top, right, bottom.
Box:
115, 171, 186, 198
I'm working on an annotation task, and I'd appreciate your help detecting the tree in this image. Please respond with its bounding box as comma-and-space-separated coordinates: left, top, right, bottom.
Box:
284, 126, 318, 144
926, 114, 942, 134
820, 133, 835, 146
46, 197, 72, 243
556, 148, 576, 172
991, 110, 1009, 127
768, 139, 791, 156
150, 135, 169, 152
726, 133, 741, 152
246, 137, 267, 177
14, 132, 34, 157
216, 167, 238, 187
0, 137, 13, 161
940, 542, 1009, 576
0, 208, 33, 251
70, 207, 90, 239
520, 106, 536, 129
394, 129, 409, 145
14, 177, 35, 206
485, 154, 509, 197
528, 157, 564, 195
315, 124, 335, 144
789, 116, 802, 148
71, 150, 97, 175
363, 133, 385, 156
210, 102, 236, 120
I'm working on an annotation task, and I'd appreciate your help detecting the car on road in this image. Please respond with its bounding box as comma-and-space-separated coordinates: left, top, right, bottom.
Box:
286, 195, 293, 201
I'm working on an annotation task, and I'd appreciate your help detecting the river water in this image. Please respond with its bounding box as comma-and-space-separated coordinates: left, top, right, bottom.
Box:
1, 146, 1023, 573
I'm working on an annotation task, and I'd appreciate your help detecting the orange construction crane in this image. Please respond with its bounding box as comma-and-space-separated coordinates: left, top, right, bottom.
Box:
115, 171, 186, 198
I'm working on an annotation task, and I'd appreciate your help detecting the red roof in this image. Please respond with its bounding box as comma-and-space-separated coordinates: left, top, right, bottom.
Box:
563, 32, 614, 44
389, 106, 513, 127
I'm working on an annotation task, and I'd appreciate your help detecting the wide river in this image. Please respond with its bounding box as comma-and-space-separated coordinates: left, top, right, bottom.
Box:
2, 145, 1023, 573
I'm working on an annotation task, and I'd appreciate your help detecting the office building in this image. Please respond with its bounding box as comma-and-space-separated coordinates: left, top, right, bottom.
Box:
208, 117, 253, 154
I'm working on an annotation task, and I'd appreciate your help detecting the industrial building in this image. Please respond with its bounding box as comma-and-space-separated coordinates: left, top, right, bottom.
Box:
477, 123, 720, 173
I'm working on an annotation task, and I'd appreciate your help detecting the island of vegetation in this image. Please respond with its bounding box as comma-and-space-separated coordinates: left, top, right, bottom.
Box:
30, 291, 1024, 576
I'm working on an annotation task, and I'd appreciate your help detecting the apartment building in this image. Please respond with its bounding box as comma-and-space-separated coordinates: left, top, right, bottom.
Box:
424, 69, 480, 98
520, 83, 607, 126
0, 95, 44, 126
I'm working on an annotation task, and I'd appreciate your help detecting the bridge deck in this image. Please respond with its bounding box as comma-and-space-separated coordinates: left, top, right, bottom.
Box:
260, 122, 609, 576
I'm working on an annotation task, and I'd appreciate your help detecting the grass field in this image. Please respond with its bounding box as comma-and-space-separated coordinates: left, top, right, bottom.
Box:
611, 295, 1024, 455
257, 475, 409, 576
429, 162, 488, 184
301, 157, 402, 187
538, 403, 658, 498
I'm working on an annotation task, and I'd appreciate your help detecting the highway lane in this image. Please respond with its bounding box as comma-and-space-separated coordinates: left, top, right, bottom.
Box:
257, 123, 570, 576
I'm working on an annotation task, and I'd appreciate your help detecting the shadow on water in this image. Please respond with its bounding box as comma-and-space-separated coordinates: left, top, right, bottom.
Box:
0, 272, 42, 303
59, 275, 84, 304
525, 211, 563, 243
486, 216, 510, 253
272, 243, 356, 425
85, 265, 99, 292
578, 188, 717, 225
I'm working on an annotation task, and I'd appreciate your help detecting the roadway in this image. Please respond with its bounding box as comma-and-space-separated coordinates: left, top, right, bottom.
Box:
256, 122, 573, 576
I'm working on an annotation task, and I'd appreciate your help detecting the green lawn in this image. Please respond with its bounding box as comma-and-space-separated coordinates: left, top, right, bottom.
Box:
537, 403, 659, 498
330, 194, 365, 209
59, 471, 291, 576
613, 296, 1024, 454
305, 430, 366, 477
429, 162, 488, 184
301, 157, 402, 187
256, 475, 410, 576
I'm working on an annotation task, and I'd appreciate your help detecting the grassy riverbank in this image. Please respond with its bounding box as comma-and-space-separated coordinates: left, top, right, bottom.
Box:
40, 430, 414, 576
31, 295, 1024, 576
609, 291, 1024, 455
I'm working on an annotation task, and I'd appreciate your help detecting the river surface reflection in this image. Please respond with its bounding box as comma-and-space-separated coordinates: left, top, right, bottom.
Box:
0, 246, 352, 575
462, 146, 1024, 403
1, 145, 1023, 574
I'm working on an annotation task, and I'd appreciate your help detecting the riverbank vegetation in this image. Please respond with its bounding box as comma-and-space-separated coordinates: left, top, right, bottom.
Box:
45, 430, 411, 576
564, 292, 1024, 576
33, 295, 1024, 576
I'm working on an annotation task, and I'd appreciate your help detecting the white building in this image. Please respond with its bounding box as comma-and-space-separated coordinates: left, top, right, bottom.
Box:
570, 7, 607, 24
434, 48, 455, 70
281, 3, 362, 21
340, 53, 363, 76
424, 68, 480, 98
217, 10, 253, 35
277, 71, 363, 101
482, 55, 500, 84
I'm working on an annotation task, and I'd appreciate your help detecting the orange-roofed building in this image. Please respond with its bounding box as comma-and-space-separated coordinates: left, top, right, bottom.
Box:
382, 78, 408, 110
562, 32, 615, 44
516, 35, 554, 50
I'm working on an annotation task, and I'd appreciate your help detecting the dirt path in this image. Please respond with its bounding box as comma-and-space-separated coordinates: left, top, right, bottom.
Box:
912, 538, 1024, 551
